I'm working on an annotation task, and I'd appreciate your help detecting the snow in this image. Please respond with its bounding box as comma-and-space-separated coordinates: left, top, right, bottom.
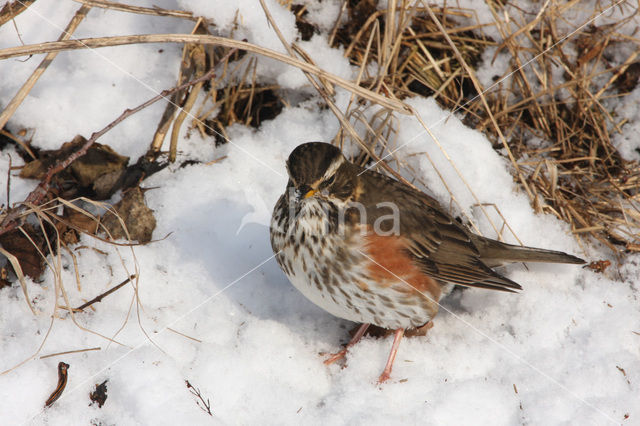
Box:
612, 81, 640, 161
1, 1, 639, 425
0, 0, 191, 158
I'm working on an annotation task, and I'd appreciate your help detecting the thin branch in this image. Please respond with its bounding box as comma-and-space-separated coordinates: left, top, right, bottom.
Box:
0, 128, 36, 159
185, 380, 213, 416
0, 34, 408, 113
0, 0, 37, 28
5, 154, 11, 208
74, 275, 136, 311
39, 347, 101, 359
72, 0, 195, 20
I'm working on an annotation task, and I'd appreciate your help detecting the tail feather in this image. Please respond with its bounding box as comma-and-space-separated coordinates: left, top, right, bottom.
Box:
476, 237, 585, 266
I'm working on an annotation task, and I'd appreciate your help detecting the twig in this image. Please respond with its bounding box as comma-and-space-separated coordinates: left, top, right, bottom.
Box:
39, 347, 101, 359
0, 66, 220, 236
168, 23, 208, 162
0, 128, 36, 159
0, 0, 37, 28
167, 327, 202, 343
5, 154, 10, 208
328, 0, 348, 46
0, 4, 92, 129
72, 0, 195, 20
185, 380, 213, 416
205, 155, 227, 165
0, 34, 408, 113
149, 17, 207, 158
74, 275, 136, 311
10, 12, 26, 48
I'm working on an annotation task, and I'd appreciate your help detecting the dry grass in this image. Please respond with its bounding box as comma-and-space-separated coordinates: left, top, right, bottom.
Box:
329, 0, 640, 256
0, 196, 142, 374
469, 1, 640, 256
192, 52, 286, 145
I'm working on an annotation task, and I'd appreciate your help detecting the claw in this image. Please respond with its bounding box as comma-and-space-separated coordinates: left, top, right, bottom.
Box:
323, 323, 370, 365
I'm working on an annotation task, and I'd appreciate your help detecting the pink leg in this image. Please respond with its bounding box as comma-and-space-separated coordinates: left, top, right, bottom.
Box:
324, 323, 370, 365
378, 328, 405, 383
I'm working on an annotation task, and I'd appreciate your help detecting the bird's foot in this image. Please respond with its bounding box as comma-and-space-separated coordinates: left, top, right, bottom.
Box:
323, 349, 348, 365
377, 370, 392, 384
322, 323, 370, 366
412, 320, 434, 336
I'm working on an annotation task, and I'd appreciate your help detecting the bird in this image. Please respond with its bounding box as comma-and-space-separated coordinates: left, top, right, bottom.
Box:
270, 142, 585, 383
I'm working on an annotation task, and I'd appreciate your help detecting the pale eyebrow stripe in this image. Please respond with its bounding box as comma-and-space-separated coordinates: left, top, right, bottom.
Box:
322, 156, 345, 180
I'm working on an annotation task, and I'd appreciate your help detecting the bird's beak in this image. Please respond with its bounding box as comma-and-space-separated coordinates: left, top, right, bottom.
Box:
304, 189, 317, 199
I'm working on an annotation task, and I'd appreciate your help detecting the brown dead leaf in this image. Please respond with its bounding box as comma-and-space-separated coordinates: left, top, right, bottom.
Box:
54, 207, 100, 245
54, 218, 75, 246
585, 259, 612, 273
68, 139, 129, 187
0, 267, 10, 289
89, 380, 108, 408
101, 187, 156, 243
0, 223, 46, 279
94, 156, 168, 200
93, 169, 126, 200
20, 136, 129, 189
615, 62, 640, 93
65, 207, 99, 235
576, 38, 606, 67
19, 158, 48, 180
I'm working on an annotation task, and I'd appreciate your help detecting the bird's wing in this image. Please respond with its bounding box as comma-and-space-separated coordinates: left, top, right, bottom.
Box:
357, 170, 522, 292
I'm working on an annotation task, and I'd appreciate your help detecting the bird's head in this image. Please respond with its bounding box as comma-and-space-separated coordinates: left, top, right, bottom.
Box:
285, 142, 356, 202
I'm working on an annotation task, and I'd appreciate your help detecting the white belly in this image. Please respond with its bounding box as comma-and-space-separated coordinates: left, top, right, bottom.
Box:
271, 198, 440, 329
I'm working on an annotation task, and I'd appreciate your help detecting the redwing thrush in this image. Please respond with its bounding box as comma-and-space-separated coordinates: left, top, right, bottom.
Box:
270, 142, 584, 383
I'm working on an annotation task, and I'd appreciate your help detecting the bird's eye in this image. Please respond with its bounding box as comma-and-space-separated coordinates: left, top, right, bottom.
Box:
324, 174, 336, 186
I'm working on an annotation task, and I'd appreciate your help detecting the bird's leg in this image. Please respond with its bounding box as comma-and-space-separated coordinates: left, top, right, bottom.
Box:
378, 328, 405, 383
411, 320, 434, 336
324, 323, 370, 365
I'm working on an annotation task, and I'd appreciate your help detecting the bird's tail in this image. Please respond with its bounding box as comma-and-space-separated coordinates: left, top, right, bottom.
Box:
475, 237, 585, 266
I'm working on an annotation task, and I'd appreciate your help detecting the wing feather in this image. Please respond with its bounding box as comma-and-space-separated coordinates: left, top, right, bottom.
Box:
356, 169, 522, 293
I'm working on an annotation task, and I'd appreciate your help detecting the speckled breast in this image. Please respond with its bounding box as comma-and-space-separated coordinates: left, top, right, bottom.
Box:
270, 193, 440, 330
